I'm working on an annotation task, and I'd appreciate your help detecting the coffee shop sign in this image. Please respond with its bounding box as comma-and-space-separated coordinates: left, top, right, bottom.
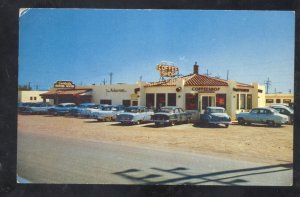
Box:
192, 87, 220, 92
106, 88, 127, 93
156, 63, 179, 77
54, 81, 75, 88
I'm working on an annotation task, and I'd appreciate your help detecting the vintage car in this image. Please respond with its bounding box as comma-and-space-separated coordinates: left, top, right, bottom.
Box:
270, 105, 294, 124
21, 102, 53, 115
151, 106, 192, 127
199, 107, 231, 128
116, 106, 154, 125
92, 105, 125, 121
85, 104, 110, 118
69, 103, 98, 117
236, 107, 289, 127
48, 103, 77, 116
18, 102, 39, 113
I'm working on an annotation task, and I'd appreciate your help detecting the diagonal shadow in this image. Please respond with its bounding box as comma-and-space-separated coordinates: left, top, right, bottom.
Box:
113, 163, 292, 185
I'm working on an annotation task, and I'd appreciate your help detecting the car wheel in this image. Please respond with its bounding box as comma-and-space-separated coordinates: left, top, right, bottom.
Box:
238, 118, 245, 125
155, 122, 160, 127
170, 121, 176, 126
267, 120, 275, 127
136, 120, 141, 125
225, 124, 229, 128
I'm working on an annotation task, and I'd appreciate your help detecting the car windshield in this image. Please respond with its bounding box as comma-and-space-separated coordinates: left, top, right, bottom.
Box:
207, 108, 224, 113
102, 106, 114, 111
269, 108, 279, 114
125, 108, 140, 113
159, 108, 173, 113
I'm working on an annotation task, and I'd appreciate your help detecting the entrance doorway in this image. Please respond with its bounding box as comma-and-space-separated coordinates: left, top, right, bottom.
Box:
199, 95, 216, 114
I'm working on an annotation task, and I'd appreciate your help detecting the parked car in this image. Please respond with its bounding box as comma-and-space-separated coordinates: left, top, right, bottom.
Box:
199, 107, 231, 128
236, 107, 289, 127
116, 106, 154, 125
86, 104, 110, 118
270, 105, 294, 124
69, 103, 98, 117
21, 102, 53, 115
18, 102, 39, 113
92, 105, 125, 121
151, 106, 192, 127
48, 103, 77, 116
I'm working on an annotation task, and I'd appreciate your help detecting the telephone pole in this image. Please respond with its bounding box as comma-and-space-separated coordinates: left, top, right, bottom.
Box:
109, 72, 113, 85
226, 70, 229, 80
205, 69, 211, 76
264, 77, 271, 94
102, 79, 106, 85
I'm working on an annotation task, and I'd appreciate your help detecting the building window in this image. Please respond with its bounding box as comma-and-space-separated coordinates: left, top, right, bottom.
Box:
276, 99, 281, 103
216, 94, 226, 109
167, 93, 176, 106
246, 94, 252, 109
34, 97, 37, 100
100, 99, 112, 105
266, 99, 274, 103
156, 93, 166, 108
122, 100, 131, 107
236, 94, 239, 109
132, 101, 138, 106
30, 97, 33, 100
240, 94, 246, 109
185, 93, 198, 110
283, 99, 291, 103
146, 94, 155, 108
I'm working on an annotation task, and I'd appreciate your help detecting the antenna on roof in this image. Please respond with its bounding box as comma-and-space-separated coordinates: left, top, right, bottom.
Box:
264, 77, 271, 94
205, 69, 211, 76
226, 70, 229, 80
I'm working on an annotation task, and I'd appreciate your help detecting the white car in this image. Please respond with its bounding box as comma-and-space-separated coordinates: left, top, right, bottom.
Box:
236, 107, 289, 127
93, 105, 125, 121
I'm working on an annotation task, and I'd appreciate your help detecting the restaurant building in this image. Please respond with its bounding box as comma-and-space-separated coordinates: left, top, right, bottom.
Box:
40, 63, 265, 120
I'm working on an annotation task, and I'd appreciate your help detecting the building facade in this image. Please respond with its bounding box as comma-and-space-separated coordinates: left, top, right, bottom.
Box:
40, 64, 266, 120
18, 90, 49, 103
265, 93, 294, 106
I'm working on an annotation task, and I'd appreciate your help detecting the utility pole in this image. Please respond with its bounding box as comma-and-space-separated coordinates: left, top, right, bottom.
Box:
226, 70, 229, 80
274, 88, 276, 94
102, 79, 106, 85
109, 72, 113, 85
28, 82, 31, 90
35, 84, 38, 90
205, 69, 211, 76
264, 77, 271, 94
139, 76, 142, 82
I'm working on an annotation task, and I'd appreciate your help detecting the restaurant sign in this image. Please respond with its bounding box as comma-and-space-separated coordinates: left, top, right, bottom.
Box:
54, 81, 75, 88
106, 88, 127, 93
192, 87, 220, 93
156, 63, 179, 77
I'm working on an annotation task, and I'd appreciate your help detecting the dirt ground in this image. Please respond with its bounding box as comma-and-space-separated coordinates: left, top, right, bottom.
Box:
17, 115, 293, 165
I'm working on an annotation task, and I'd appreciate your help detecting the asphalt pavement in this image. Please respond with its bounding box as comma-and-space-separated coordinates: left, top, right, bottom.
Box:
17, 131, 292, 185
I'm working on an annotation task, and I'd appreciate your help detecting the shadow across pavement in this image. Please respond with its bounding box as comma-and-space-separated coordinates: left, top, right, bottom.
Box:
113, 163, 292, 185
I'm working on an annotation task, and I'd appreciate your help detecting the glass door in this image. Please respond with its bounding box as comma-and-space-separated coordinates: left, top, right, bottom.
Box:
199, 95, 216, 114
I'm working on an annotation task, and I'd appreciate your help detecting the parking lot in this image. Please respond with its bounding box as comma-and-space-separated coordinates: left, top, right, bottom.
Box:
17, 114, 293, 165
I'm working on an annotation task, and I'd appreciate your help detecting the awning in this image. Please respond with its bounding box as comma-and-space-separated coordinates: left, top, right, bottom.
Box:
40, 88, 92, 97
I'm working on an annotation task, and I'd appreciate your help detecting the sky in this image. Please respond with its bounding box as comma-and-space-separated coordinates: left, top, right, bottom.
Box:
19, 9, 295, 93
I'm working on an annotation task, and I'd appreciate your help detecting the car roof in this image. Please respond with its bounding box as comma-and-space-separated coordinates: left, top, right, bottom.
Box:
127, 106, 146, 108
161, 106, 178, 109
252, 107, 274, 110
207, 106, 225, 110
58, 103, 76, 105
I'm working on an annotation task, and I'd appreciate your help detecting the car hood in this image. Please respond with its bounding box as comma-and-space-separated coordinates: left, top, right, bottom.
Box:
153, 112, 171, 116
118, 112, 138, 116
210, 113, 230, 118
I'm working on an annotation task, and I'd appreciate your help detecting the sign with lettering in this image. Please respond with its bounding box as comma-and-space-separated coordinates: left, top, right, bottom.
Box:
156, 63, 179, 77
233, 88, 249, 92
106, 88, 127, 93
192, 87, 220, 92
54, 81, 75, 88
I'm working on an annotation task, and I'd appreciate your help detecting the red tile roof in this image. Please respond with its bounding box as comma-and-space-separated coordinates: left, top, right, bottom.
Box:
145, 74, 229, 87
40, 88, 92, 96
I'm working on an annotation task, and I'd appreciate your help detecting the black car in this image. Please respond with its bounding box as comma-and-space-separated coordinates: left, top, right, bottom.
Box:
151, 106, 192, 127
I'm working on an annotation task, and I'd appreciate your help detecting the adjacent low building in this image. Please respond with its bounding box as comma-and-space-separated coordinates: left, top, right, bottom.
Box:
40, 63, 266, 120
18, 90, 49, 103
265, 93, 294, 106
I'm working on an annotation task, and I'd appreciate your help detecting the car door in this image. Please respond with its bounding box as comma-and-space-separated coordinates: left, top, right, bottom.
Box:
247, 109, 259, 122
257, 109, 269, 123
144, 108, 152, 121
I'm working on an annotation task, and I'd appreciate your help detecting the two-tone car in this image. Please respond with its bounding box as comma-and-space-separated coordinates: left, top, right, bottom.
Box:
199, 107, 231, 128
236, 107, 289, 127
151, 106, 192, 127
116, 106, 154, 125
48, 103, 77, 116
92, 105, 125, 121
69, 103, 98, 117
270, 105, 294, 124
21, 102, 53, 115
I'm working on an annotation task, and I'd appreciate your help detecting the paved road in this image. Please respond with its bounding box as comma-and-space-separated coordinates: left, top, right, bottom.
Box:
17, 131, 292, 185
